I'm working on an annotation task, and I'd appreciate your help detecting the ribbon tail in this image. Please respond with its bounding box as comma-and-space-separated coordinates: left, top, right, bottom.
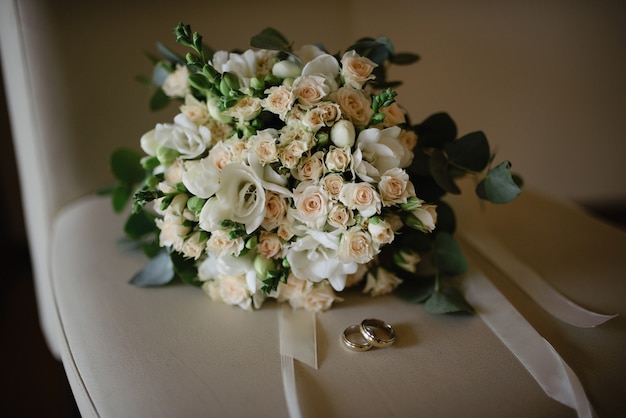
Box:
464, 268, 595, 418
278, 305, 318, 418
458, 231, 617, 327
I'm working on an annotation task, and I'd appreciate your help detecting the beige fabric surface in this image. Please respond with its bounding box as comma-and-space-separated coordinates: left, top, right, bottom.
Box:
51, 187, 626, 417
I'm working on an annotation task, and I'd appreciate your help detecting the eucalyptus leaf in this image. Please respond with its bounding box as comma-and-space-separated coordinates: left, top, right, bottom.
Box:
110, 148, 144, 184
390, 52, 420, 65
250, 28, 291, 52
149, 87, 170, 111
156, 42, 185, 64
415, 112, 457, 148
445, 131, 490, 172
429, 150, 461, 194
396, 275, 435, 304
130, 251, 175, 287
434, 232, 467, 275
425, 287, 473, 314
476, 161, 522, 203
124, 210, 156, 240
112, 184, 132, 213
435, 200, 456, 234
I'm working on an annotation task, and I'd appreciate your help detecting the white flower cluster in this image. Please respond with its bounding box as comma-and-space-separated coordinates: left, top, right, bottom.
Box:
139, 42, 437, 311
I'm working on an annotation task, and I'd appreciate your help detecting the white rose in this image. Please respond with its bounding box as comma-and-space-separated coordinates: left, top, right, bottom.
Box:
285, 229, 357, 291
292, 75, 330, 108
352, 126, 409, 182
363, 268, 403, 297
339, 182, 381, 218
330, 119, 356, 148
291, 182, 329, 229
378, 167, 416, 206
340, 50, 377, 89
325, 146, 351, 172
183, 158, 221, 199
338, 226, 375, 264
214, 163, 266, 234
162, 64, 190, 97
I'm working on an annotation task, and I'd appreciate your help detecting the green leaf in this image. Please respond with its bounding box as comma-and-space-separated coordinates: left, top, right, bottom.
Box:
111, 184, 132, 213
425, 286, 473, 314
396, 275, 435, 304
414, 112, 457, 148
476, 161, 522, 204
170, 251, 202, 287
445, 131, 490, 172
124, 210, 156, 240
429, 150, 461, 194
250, 28, 291, 52
149, 87, 170, 111
130, 251, 175, 287
188, 72, 213, 91
111, 148, 144, 184
434, 232, 467, 275
434, 200, 456, 234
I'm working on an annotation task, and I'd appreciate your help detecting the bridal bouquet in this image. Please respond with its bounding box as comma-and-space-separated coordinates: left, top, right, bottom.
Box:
107, 24, 521, 313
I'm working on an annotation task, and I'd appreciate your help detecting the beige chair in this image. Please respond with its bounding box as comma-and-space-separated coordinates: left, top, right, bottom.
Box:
2, 0, 625, 416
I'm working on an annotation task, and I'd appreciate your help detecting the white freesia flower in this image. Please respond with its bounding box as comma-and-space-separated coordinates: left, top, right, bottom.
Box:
352, 126, 409, 182
286, 229, 357, 291
294, 44, 326, 64
212, 49, 277, 91
142, 113, 212, 159
213, 163, 267, 234
183, 158, 221, 199
301, 53, 340, 91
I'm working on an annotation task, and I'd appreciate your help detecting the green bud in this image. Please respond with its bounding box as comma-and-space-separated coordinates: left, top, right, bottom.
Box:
203, 65, 219, 82
173, 182, 187, 193
263, 73, 281, 87
315, 131, 329, 146
186, 196, 206, 213
219, 78, 231, 96
405, 212, 427, 233
156, 146, 179, 166
400, 196, 423, 212
245, 235, 258, 249
223, 72, 240, 91
146, 175, 159, 188
250, 77, 265, 91
282, 258, 290, 268
254, 255, 276, 279
141, 156, 160, 171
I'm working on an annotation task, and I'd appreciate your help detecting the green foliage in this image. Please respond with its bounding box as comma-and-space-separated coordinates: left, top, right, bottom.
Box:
425, 287, 473, 314
250, 27, 292, 53
433, 232, 467, 275
476, 161, 522, 204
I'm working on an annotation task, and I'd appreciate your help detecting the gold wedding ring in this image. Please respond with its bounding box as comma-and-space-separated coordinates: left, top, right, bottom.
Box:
341, 324, 372, 351
359, 318, 396, 348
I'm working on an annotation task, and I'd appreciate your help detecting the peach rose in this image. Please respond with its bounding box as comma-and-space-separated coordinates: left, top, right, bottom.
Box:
333, 87, 373, 127
339, 182, 381, 218
338, 226, 375, 264
341, 50, 377, 89
322, 173, 344, 200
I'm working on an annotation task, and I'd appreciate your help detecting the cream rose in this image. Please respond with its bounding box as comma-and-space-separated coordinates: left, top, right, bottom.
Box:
380, 102, 406, 127
338, 226, 375, 264
339, 182, 381, 218
257, 231, 283, 259
263, 85, 294, 119
411, 204, 438, 232
325, 146, 351, 172
292, 74, 330, 108
363, 268, 403, 297
180, 94, 209, 125
279, 140, 308, 169
250, 129, 279, 165
207, 142, 232, 171
378, 167, 416, 206
322, 173, 344, 200
292, 281, 342, 312
333, 87, 372, 127
341, 50, 377, 89
155, 213, 191, 252
292, 182, 329, 229
367, 216, 395, 247
181, 231, 207, 260
262, 191, 289, 231
206, 229, 245, 257
293, 151, 325, 182
224, 96, 262, 122
327, 204, 355, 230
398, 129, 418, 151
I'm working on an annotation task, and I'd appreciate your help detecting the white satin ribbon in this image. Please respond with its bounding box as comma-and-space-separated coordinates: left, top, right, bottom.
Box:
279, 305, 317, 418
458, 230, 617, 327
464, 268, 595, 418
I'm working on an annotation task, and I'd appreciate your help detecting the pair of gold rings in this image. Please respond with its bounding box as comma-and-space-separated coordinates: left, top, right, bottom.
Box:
341, 318, 396, 352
